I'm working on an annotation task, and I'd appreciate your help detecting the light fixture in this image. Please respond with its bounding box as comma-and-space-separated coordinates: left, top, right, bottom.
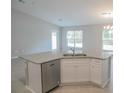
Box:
103, 26, 106, 29
111, 26, 113, 30
103, 25, 113, 30
107, 25, 110, 29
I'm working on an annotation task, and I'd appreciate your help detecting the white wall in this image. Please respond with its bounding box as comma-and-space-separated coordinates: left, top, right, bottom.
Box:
61, 25, 103, 57
11, 9, 60, 57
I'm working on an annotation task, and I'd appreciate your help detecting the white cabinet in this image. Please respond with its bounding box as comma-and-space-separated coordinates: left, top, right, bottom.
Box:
61, 60, 76, 83
90, 58, 110, 87
61, 58, 111, 87
61, 59, 90, 83
28, 62, 42, 93
90, 59, 102, 85
76, 60, 90, 82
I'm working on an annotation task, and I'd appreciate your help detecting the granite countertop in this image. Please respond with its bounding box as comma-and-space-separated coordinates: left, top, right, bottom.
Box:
62, 52, 112, 60
19, 51, 113, 64
19, 52, 63, 64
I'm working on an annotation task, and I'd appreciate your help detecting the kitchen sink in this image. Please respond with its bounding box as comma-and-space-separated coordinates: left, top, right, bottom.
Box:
74, 54, 87, 56
63, 54, 74, 56
63, 53, 87, 56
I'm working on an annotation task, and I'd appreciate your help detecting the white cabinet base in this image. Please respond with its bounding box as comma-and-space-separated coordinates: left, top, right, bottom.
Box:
61, 59, 90, 83
60, 58, 111, 88
27, 62, 42, 93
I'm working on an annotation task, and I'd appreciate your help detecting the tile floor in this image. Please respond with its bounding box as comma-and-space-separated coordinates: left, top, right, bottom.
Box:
11, 58, 113, 93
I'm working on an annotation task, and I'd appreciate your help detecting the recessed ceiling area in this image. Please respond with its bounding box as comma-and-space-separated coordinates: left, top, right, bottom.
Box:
12, 0, 113, 27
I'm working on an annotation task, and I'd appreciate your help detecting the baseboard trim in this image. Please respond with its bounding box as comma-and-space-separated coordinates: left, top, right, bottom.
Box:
101, 78, 111, 88
60, 80, 111, 88
25, 85, 36, 93
90, 81, 102, 88
60, 81, 91, 86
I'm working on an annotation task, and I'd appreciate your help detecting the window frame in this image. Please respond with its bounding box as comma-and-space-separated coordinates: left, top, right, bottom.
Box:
66, 30, 83, 53
102, 29, 113, 51
52, 32, 57, 50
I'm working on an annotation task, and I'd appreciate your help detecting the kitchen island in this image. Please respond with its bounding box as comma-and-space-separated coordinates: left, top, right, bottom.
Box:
20, 51, 112, 93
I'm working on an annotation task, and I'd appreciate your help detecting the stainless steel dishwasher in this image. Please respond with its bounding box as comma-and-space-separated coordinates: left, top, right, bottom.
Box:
42, 59, 60, 93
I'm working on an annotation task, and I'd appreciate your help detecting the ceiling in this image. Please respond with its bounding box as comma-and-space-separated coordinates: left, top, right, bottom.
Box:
12, 0, 113, 27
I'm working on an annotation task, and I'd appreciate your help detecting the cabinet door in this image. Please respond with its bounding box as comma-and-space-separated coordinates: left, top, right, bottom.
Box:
61, 59, 90, 83
61, 59, 76, 83
90, 59, 102, 85
75, 59, 90, 82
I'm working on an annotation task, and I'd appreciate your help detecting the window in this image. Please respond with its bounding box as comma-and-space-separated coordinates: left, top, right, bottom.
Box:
66, 30, 83, 53
103, 25, 113, 51
52, 32, 57, 50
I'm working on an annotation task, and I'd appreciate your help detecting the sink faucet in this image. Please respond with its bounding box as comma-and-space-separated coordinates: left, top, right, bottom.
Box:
70, 48, 75, 56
